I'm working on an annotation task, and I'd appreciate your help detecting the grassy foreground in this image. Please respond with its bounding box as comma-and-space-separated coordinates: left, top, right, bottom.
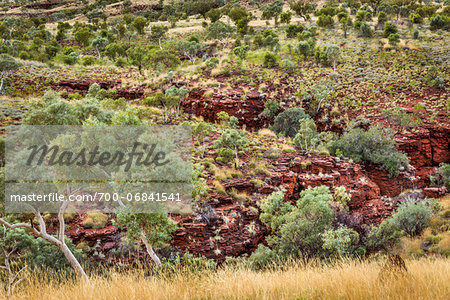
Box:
3, 258, 449, 300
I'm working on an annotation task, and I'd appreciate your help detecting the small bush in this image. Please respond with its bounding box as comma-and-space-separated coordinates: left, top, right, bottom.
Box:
285, 24, 303, 38
436, 163, 450, 189
391, 199, 435, 237
410, 13, 423, 24
430, 15, 448, 30
383, 22, 398, 38
359, 22, 373, 37
317, 15, 334, 28
262, 52, 277, 68
81, 55, 96, 66
248, 244, 278, 270
115, 57, 127, 67
263, 99, 279, 117
329, 126, 409, 176
366, 219, 403, 251
82, 212, 109, 229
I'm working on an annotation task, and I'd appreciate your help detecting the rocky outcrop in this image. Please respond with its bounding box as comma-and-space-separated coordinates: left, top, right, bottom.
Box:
182, 88, 272, 129
395, 124, 450, 188
52, 79, 144, 100
53, 79, 121, 91
171, 204, 266, 262
365, 165, 417, 197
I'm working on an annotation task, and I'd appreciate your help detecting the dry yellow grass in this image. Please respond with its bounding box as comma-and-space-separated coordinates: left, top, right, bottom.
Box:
3, 258, 449, 300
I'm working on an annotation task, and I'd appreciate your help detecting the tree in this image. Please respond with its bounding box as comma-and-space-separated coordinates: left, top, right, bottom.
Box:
340, 16, 353, 38
214, 129, 247, 166
193, 121, 212, 158
143, 91, 179, 122
0, 202, 88, 281
0, 227, 28, 297
145, 48, 180, 71
74, 26, 92, 47
323, 44, 340, 72
132, 16, 148, 35
228, 7, 248, 25
92, 36, 109, 58
261, 0, 284, 26
0, 54, 21, 94
116, 212, 177, 265
273, 107, 310, 138
206, 21, 235, 48
127, 44, 149, 75
178, 40, 201, 65
165, 85, 188, 117
289, 0, 314, 21
258, 186, 336, 258
104, 42, 125, 61
293, 118, 320, 153
149, 25, 169, 50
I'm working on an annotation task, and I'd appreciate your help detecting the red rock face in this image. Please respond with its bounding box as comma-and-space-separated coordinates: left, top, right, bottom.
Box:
171, 205, 267, 262
364, 166, 417, 197
395, 124, 450, 188
182, 88, 272, 129
52, 79, 144, 100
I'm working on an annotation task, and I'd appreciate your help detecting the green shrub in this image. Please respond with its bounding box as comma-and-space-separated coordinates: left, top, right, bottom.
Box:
217, 148, 234, 163
359, 22, 373, 37
18, 51, 31, 60
262, 52, 277, 68
410, 13, 423, 24
61, 54, 76, 65
285, 24, 303, 38
391, 199, 435, 237
114, 57, 127, 67
272, 107, 310, 138
81, 55, 96, 66
321, 226, 361, 256
430, 15, 448, 30
378, 11, 387, 24
296, 40, 313, 57
413, 29, 419, 39
329, 126, 409, 176
248, 244, 278, 270
436, 163, 450, 189
366, 219, 403, 252
383, 22, 398, 37
82, 212, 109, 229
317, 15, 334, 28
388, 33, 400, 46
158, 252, 217, 276
263, 99, 279, 117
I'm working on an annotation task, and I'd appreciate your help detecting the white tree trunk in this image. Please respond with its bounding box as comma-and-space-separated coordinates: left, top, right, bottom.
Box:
140, 231, 161, 266
0, 203, 88, 282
